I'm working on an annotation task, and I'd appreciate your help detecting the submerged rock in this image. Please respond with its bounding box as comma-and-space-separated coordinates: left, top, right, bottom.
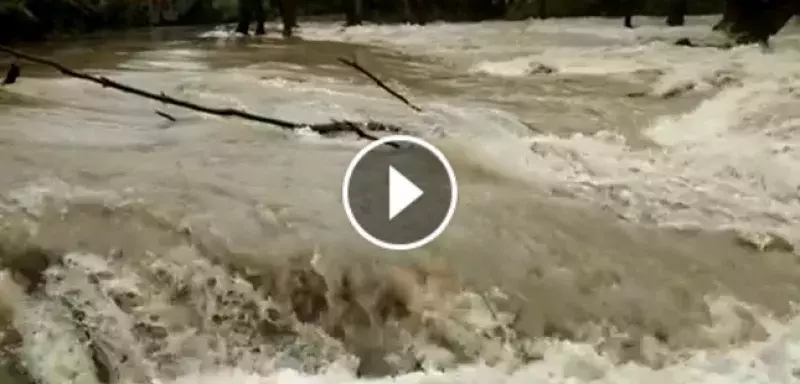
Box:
735, 231, 795, 253
527, 62, 556, 75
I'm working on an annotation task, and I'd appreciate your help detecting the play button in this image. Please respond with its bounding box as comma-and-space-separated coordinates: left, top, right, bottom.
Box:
342, 135, 458, 251
388, 166, 424, 220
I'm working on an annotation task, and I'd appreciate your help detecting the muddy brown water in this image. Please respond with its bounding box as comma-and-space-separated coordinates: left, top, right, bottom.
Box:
0, 18, 798, 383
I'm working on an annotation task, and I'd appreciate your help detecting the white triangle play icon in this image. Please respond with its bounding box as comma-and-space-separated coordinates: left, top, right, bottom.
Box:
388, 166, 423, 220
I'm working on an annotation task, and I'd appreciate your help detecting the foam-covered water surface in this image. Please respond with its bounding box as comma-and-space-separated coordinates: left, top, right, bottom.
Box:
0, 16, 799, 384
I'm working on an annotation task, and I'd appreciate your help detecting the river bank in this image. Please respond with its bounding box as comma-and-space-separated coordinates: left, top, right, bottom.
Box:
0, 0, 235, 45
1, 0, 732, 45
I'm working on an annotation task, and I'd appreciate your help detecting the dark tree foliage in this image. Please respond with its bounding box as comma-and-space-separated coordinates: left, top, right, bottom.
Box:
665, 0, 687, 26
714, 0, 799, 44
0, 0, 797, 47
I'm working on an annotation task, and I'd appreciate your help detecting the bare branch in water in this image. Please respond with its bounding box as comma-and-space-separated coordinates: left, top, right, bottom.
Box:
155, 110, 176, 122
338, 57, 423, 112
0, 45, 406, 144
342, 121, 400, 148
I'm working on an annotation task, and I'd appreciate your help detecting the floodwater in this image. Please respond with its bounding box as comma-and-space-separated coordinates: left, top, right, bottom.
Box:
0, 15, 799, 384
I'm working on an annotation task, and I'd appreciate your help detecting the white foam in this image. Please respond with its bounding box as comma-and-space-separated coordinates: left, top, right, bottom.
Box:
161, 314, 800, 384
17, 298, 104, 384
281, 18, 800, 244
6, 16, 800, 384
174, 17, 800, 384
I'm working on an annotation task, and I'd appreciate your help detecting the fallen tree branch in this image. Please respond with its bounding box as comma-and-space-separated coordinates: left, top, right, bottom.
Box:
338, 57, 423, 112
673, 37, 733, 49
155, 110, 176, 122
0, 45, 406, 143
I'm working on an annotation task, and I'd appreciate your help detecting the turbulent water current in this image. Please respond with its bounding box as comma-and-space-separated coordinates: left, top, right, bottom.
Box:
0, 15, 799, 384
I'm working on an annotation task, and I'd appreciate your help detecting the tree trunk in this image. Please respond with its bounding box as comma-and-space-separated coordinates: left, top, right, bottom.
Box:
235, 0, 265, 35
538, 0, 547, 19
253, 0, 266, 35
401, 0, 426, 25
716, 0, 800, 45
235, 0, 253, 34
354, 0, 363, 23
401, 0, 415, 23
279, 0, 297, 36
271, 0, 281, 20
623, 14, 633, 28
665, 0, 686, 26
621, 0, 636, 28
465, 0, 501, 21
713, 0, 735, 31
345, 0, 363, 26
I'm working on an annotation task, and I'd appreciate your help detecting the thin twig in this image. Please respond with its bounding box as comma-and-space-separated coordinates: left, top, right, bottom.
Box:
478, 290, 501, 324
155, 110, 176, 122
478, 290, 515, 345
338, 57, 423, 112
0, 45, 403, 143
343, 121, 399, 148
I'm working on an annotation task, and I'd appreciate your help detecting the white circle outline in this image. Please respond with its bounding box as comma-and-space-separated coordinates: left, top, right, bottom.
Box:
342, 135, 458, 251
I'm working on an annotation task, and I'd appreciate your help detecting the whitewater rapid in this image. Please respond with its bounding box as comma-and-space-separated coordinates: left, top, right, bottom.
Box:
0, 14, 799, 384
205, 16, 800, 383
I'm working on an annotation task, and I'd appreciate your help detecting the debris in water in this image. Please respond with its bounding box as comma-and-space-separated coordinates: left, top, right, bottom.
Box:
1, 62, 20, 85
735, 230, 795, 253
155, 110, 177, 122
527, 62, 556, 75
338, 56, 423, 112
0, 45, 408, 146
